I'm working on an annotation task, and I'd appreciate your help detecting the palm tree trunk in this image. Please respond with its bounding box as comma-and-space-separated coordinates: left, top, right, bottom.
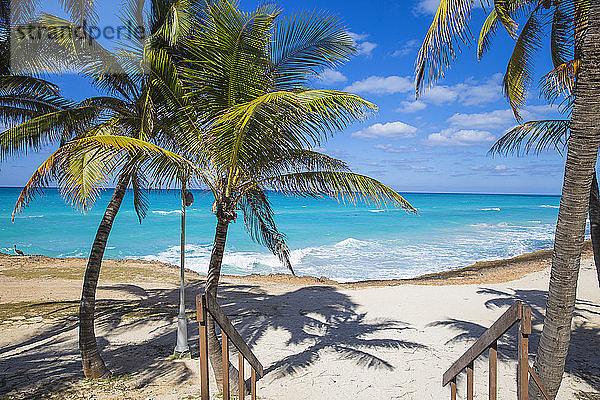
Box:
531, 2, 600, 397
79, 172, 130, 379
588, 171, 600, 286
205, 215, 243, 394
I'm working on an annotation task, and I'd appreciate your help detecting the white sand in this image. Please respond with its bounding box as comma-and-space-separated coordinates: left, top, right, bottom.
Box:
0, 257, 598, 399
244, 258, 599, 399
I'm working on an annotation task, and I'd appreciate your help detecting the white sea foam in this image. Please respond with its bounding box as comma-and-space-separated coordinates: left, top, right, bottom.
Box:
479, 208, 500, 211
540, 205, 559, 209
369, 209, 386, 213
139, 222, 556, 283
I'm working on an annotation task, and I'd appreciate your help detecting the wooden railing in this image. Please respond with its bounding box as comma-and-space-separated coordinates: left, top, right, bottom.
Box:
442, 301, 550, 400
196, 293, 264, 400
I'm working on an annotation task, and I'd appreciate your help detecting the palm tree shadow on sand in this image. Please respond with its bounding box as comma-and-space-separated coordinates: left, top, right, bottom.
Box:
0, 280, 426, 396
213, 284, 426, 378
428, 287, 600, 392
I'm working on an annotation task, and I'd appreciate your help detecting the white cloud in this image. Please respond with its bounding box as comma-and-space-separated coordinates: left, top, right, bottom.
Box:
352, 121, 418, 140
471, 164, 518, 176
420, 86, 459, 105
420, 74, 502, 106
396, 100, 427, 113
347, 32, 369, 42
391, 40, 419, 57
447, 109, 516, 130
424, 128, 495, 146
356, 41, 378, 56
414, 0, 441, 15
374, 144, 418, 153
344, 75, 413, 95
347, 31, 378, 56
316, 68, 347, 85
458, 73, 503, 106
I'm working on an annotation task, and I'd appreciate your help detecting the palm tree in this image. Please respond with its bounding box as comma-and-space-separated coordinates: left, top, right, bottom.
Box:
416, 0, 599, 397
2, 0, 198, 378
175, 0, 417, 391
489, 115, 600, 286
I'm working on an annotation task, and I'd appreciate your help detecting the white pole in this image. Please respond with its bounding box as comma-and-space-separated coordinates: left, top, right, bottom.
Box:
174, 182, 189, 355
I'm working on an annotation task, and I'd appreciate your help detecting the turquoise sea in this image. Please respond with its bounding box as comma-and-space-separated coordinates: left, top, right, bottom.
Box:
0, 188, 564, 282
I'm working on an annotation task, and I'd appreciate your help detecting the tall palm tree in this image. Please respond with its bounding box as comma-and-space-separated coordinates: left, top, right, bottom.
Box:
2, 0, 198, 378
416, 0, 598, 397
176, 1, 417, 391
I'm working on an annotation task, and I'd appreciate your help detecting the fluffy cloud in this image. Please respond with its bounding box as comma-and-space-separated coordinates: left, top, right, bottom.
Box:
420, 86, 459, 105
316, 68, 347, 85
424, 128, 495, 146
348, 31, 377, 56
447, 109, 516, 130
352, 121, 418, 139
396, 100, 427, 113
344, 76, 413, 95
446, 104, 561, 131
420, 74, 502, 106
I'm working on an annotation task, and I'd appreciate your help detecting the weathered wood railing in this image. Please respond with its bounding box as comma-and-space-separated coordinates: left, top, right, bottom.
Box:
442, 301, 550, 400
196, 293, 264, 400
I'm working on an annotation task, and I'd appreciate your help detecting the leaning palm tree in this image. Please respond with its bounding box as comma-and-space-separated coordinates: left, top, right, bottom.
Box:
178, 1, 416, 391
416, 0, 600, 397
1, 0, 198, 378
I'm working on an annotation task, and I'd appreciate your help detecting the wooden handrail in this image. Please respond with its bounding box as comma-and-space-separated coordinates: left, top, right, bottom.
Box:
442, 301, 548, 400
442, 301, 524, 386
204, 293, 264, 377
196, 293, 264, 400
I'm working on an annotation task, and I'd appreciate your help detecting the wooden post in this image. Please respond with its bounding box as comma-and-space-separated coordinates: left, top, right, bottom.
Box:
489, 341, 497, 400
251, 368, 257, 400
222, 332, 229, 400
197, 295, 209, 400
450, 378, 457, 400
518, 305, 531, 400
467, 362, 474, 400
239, 353, 245, 400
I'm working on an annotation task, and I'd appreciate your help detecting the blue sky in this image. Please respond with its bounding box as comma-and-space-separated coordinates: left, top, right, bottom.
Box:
0, 0, 569, 194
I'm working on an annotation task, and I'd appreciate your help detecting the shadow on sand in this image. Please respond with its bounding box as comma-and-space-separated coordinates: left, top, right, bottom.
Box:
0, 279, 425, 396
429, 287, 600, 392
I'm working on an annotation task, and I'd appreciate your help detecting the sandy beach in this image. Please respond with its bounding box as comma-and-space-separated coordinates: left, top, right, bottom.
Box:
0, 248, 598, 400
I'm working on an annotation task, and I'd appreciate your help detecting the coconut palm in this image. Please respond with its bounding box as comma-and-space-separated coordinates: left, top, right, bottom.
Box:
176, 1, 417, 391
489, 112, 600, 286
2, 0, 199, 378
416, 0, 599, 397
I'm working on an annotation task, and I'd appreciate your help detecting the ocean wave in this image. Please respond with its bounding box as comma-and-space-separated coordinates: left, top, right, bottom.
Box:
539, 205, 559, 209
369, 209, 386, 213
152, 210, 182, 215
479, 208, 500, 211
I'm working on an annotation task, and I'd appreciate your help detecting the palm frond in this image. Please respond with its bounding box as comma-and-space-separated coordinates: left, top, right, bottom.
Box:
239, 188, 294, 274
415, 0, 474, 95
489, 119, 569, 156
502, 4, 544, 120
268, 11, 355, 90
260, 171, 416, 213
131, 169, 149, 222
478, 7, 501, 60
539, 59, 579, 105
